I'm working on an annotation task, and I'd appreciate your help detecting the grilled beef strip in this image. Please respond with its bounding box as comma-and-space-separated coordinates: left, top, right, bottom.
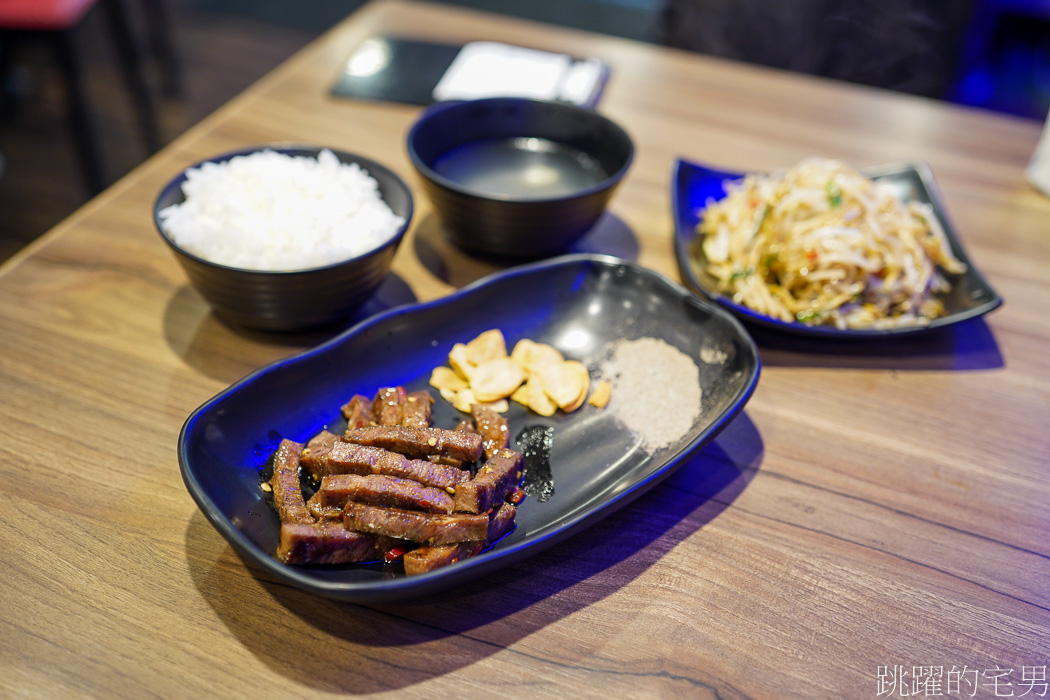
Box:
342, 502, 489, 544
400, 390, 434, 429
402, 502, 517, 575
404, 541, 484, 575
471, 404, 510, 459
453, 448, 524, 514
377, 453, 469, 490
373, 386, 405, 426
483, 501, 518, 544
426, 420, 475, 468
311, 473, 455, 514
384, 456, 470, 490
306, 490, 342, 521
268, 439, 314, 524
428, 455, 466, 467
300, 430, 341, 477
340, 394, 375, 429
276, 522, 380, 564
345, 425, 484, 463
303, 440, 469, 488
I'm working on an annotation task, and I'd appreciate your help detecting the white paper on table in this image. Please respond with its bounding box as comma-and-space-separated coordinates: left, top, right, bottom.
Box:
432, 41, 606, 106
1025, 108, 1050, 197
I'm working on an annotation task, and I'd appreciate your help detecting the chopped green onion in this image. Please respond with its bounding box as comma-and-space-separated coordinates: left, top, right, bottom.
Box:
730, 266, 755, 281
753, 203, 770, 231
826, 179, 842, 209
796, 309, 822, 323
762, 253, 779, 267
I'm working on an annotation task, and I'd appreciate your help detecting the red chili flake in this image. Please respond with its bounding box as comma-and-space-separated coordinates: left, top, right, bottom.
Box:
384, 546, 408, 562
508, 487, 526, 505
806, 250, 818, 261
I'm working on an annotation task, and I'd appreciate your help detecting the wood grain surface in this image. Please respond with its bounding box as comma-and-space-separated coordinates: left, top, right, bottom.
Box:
0, 1, 1047, 697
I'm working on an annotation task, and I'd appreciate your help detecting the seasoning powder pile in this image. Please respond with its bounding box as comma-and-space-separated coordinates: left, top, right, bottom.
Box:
600, 337, 702, 451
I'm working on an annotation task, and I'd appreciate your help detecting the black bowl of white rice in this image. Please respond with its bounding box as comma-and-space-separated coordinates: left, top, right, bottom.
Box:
153, 145, 413, 332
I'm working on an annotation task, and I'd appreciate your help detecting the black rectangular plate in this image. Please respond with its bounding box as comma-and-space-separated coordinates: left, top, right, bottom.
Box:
179, 255, 760, 602
672, 158, 1003, 338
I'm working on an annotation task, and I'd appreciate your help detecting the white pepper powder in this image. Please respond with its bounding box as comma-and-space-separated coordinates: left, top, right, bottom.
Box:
599, 337, 702, 451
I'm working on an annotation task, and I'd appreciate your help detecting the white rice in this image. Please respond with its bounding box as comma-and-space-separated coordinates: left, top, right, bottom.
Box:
158, 148, 405, 271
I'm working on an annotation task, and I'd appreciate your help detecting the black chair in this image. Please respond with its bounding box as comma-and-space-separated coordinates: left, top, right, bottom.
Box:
0, 0, 174, 194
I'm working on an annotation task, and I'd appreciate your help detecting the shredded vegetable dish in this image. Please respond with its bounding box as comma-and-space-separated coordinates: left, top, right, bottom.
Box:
695, 158, 966, 329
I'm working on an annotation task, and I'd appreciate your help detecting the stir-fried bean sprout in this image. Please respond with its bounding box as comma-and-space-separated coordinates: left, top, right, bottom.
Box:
696, 158, 966, 329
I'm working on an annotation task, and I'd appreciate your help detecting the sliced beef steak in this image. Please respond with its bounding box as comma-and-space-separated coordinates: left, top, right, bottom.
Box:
453, 448, 524, 514
268, 439, 314, 524
340, 394, 375, 429
400, 390, 434, 429
342, 502, 489, 544
372, 386, 405, 426
345, 425, 483, 463
426, 420, 476, 468
484, 501, 518, 542
403, 541, 484, 575
300, 430, 340, 477
312, 473, 455, 514
276, 522, 379, 564
304, 440, 468, 488
306, 490, 342, 521
403, 503, 517, 575
471, 404, 509, 458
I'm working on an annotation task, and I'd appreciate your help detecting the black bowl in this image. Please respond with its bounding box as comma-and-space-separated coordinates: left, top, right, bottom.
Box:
153, 145, 414, 332
406, 97, 633, 259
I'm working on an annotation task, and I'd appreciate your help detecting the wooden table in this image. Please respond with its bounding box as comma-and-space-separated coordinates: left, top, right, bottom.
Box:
1, 1, 1047, 696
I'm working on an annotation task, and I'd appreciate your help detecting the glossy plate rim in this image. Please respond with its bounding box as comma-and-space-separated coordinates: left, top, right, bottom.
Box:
178, 253, 761, 602
671, 157, 1004, 339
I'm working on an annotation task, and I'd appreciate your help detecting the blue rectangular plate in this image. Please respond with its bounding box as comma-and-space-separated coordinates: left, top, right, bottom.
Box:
672, 158, 1003, 338
179, 254, 760, 602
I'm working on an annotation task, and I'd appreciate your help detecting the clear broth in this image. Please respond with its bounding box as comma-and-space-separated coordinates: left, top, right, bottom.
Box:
433, 137, 607, 198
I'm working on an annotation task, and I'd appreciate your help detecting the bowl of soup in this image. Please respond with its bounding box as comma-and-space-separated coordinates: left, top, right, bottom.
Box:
406, 97, 633, 259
